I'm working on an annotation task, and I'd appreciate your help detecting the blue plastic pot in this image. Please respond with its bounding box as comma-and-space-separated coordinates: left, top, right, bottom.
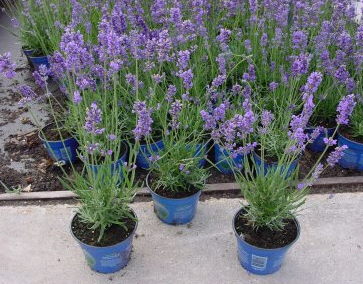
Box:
233, 209, 300, 275
22, 48, 34, 65
28, 54, 50, 69
214, 143, 244, 174
337, 132, 363, 171
22, 48, 34, 57
71, 212, 137, 274
189, 143, 208, 168
306, 126, 335, 152
146, 174, 201, 225
136, 139, 164, 169
252, 152, 299, 177
87, 145, 128, 178
39, 125, 78, 164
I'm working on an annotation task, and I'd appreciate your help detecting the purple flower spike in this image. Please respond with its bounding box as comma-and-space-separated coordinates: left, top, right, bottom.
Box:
18, 85, 38, 106
323, 138, 337, 146
260, 110, 274, 134
177, 69, 194, 90
336, 94, 356, 125
84, 102, 105, 135
0, 52, 16, 79
327, 145, 348, 167
304, 72, 323, 94
169, 100, 183, 130
73, 91, 82, 104
269, 82, 279, 91
133, 101, 153, 140
108, 134, 117, 141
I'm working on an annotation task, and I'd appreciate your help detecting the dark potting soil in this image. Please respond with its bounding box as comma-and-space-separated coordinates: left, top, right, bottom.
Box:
234, 210, 298, 249
309, 117, 336, 129
71, 213, 137, 247
1, 131, 83, 193
40, 123, 71, 141
148, 173, 200, 199
340, 127, 363, 144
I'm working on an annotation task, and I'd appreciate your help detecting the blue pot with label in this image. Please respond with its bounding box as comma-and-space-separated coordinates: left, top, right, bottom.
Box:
28, 54, 50, 70
71, 211, 137, 274
87, 144, 128, 178
306, 126, 335, 152
136, 139, 164, 169
337, 132, 363, 171
146, 174, 201, 225
39, 124, 78, 164
252, 152, 299, 178
233, 209, 300, 275
214, 143, 244, 174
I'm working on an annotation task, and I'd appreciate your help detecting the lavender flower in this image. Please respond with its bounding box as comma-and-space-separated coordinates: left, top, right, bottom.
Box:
289, 94, 315, 150
334, 65, 350, 83
133, 101, 153, 140
169, 100, 183, 130
152, 73, 165, 84
177, 69, 193, 90
336, 94, 356, 125
108, 134, 117, 141
292, 30, 308, 50
0, 52, 16, 79
234, 142, 258, 155
148, 155, 160, 163
244, 39, 252, 53
200, 110, 216, 130
242, 64, 256, 81
216, 28, 231, 51
18, 85, 38, 106
269, 82, 279, 91
291, 53, 311, 76
84, 102, 105, 135
32, 65, 49, 89
259, 110, 274, 134
86, 143, 100, 154
323, 138, 337, 146
166, 85, 177, 102
303, 72, 323, 94
327, 145, 348, 167
297, 163, 324, 190
73, 91, 82, 104
211, 75, 226, 88
177, 50, 191, 70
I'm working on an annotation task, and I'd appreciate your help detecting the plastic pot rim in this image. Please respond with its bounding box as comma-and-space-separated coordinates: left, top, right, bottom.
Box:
232, 207, 301, 251
338, 130, 363, 147
38, 122, 75, 143
145, 172, 202, 201
70, 208, 138, 250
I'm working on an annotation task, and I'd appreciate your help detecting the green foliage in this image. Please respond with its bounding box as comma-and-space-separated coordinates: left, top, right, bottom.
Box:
61, 146, 138, 242
235, 157, 307, 231
150, 135, 210, 194
4, 0, 72, 54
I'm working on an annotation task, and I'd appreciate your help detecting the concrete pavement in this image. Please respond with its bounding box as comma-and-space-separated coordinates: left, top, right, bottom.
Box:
0, 193, 362, 284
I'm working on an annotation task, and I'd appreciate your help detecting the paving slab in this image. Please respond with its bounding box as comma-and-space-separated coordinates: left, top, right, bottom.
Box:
0, 193, 362, 284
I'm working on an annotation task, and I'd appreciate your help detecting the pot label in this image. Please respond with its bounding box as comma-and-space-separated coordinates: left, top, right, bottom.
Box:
251, 254, 267, 270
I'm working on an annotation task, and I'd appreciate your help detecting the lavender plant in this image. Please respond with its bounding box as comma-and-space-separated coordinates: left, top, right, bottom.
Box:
3, 0, 72, 55
233, 94, 357, 231
61, 143, 138, 242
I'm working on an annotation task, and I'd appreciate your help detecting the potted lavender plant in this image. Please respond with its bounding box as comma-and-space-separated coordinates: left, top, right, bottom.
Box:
62, 146, 138, 274
146, 134, 209, 225
231, 94, 356, 275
